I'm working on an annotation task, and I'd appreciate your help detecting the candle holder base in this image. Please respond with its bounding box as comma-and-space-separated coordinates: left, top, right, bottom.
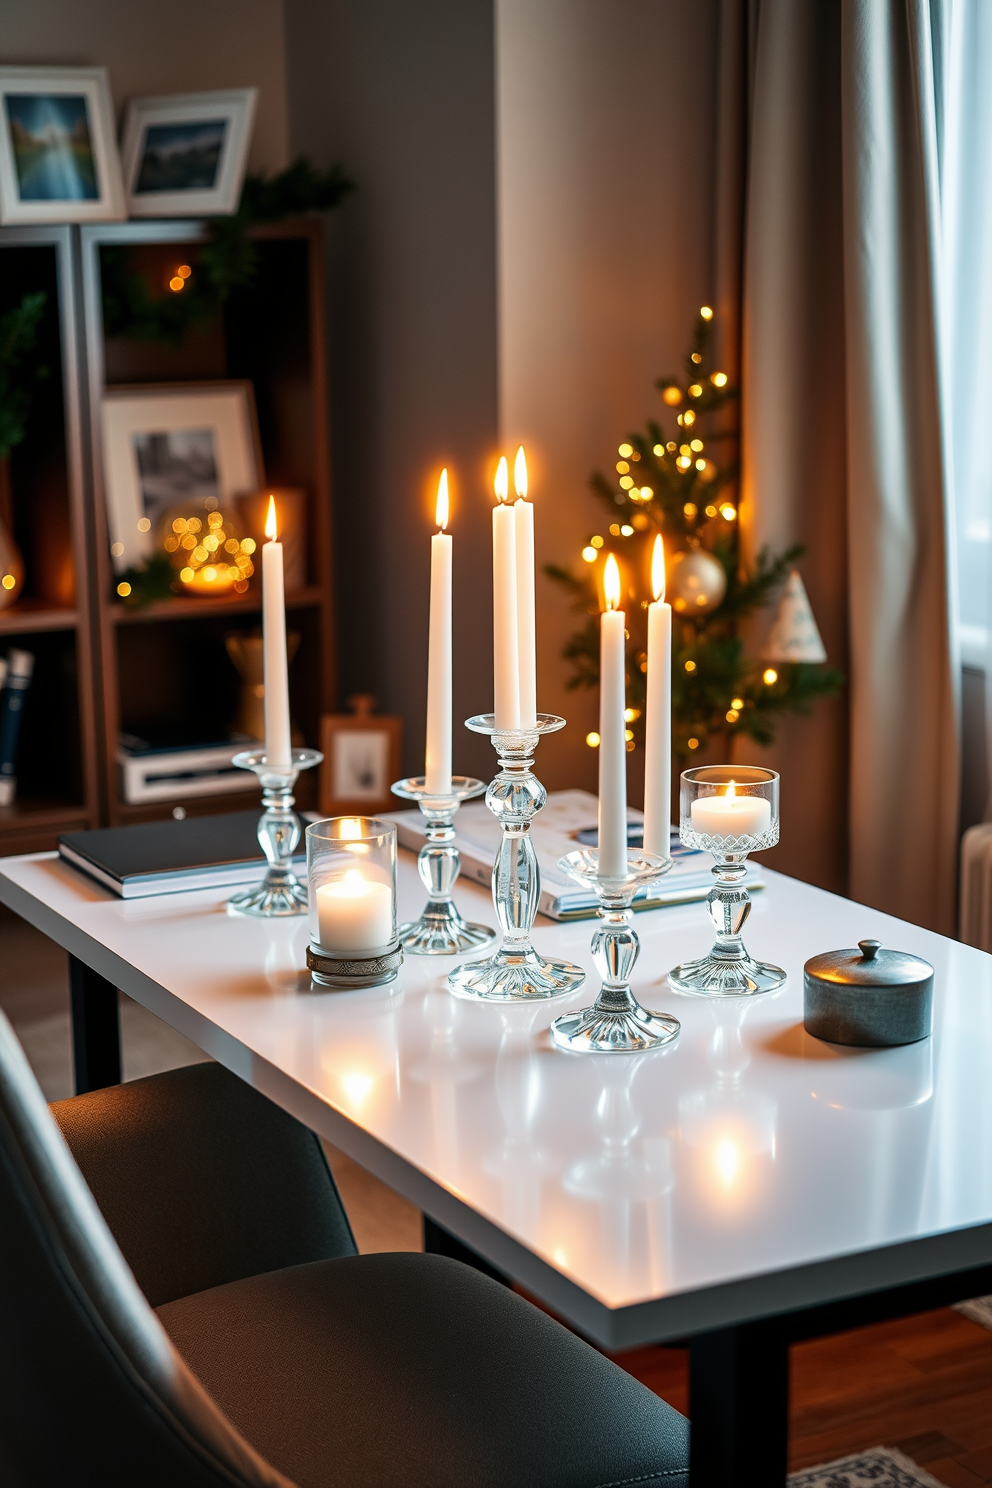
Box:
390, 776, 496, 957
227, 747, 322, 918
551, 849, 680, 1054
306, 942, 402, 989
668, 947, 786, 997
446, 714, 585, 1003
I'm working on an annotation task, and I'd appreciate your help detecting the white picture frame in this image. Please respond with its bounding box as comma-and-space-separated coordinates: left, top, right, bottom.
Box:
0, 65, 125, 224
120, 88, 258, 218
101, 382, 263, 573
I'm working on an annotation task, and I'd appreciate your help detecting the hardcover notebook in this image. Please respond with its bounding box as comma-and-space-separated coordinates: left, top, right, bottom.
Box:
58, 810, 305, 899
387, 788, 763, 921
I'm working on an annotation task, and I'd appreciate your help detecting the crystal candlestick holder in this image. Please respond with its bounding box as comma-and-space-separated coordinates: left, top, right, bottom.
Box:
447, 714, 586, 1002
668, 765, 785, 996
389, 776, 496, 956
227, 747, 322, 917
551, 849, 681, 1053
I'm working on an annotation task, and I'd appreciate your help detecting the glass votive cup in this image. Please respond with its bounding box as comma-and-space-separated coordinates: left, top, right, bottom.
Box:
305, 817, 402, 989
679, 766, 779, 854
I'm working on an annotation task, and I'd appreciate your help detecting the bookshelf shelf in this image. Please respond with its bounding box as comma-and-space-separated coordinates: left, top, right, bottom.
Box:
0, 604, 79, 635
107, 585, 324, 626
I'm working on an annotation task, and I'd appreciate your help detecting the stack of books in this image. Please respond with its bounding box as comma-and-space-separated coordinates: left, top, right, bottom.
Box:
388, 788, 762, 921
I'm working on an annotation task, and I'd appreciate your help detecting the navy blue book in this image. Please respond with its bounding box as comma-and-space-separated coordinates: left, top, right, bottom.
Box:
0, 649, 35, 807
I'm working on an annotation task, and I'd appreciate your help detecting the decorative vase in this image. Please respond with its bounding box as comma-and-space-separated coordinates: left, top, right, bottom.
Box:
225, 631, 301, 743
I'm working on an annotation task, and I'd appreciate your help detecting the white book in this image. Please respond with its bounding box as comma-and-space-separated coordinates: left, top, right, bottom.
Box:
387, 788, 763, 921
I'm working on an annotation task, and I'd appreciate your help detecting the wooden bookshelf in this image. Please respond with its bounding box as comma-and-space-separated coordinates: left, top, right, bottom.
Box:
0, 226, 100, 853
80, 218, 336, 827
0, 219, 336, 847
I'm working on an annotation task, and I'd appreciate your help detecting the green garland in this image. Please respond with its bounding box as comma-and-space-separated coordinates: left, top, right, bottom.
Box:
545, 310, 843, 759
0, 292, 49, 459
101, 157, 353, 345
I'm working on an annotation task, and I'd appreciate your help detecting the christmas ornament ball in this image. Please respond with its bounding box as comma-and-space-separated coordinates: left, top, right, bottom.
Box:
669, 547, 727, 615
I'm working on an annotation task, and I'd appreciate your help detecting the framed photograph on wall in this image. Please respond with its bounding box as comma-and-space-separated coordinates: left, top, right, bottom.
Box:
120, 89, 258, 218
101, 382, 263, 572
0, 66, 125, 224
320, 698, 403, 818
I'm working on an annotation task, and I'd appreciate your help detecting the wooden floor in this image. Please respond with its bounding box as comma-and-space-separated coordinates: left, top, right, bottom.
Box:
614, 1307, 992, 1484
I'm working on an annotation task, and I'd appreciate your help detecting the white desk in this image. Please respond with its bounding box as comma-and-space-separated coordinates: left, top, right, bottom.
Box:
2, 849, 991, 1487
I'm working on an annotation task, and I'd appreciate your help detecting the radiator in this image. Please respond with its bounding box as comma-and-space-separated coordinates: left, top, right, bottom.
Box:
959, 822, 992, 951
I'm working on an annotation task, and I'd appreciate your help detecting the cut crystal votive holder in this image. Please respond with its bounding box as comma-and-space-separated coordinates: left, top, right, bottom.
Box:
390, 775, 496, 956
668, 765, 785, 997
228, 747, 322, 917
551, 848, 681, 1054
305, 817, 402, 989
446, 714, 585, 1002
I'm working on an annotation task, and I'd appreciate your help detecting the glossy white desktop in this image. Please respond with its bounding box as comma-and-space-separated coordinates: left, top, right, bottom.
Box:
2, 847, 991, 1485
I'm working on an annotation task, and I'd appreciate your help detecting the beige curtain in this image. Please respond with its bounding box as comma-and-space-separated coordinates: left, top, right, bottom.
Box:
734, 0, 959, 933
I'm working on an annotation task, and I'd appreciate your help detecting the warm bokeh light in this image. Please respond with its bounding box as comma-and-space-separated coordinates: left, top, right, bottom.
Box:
711, 371, 728, 387
720, 503, 737, 521
763, 667, 778, 686
265, 495, 278, 541
586, 731, 601, 747
603, 552, 621, 611
514, 445, 528, 498
651, 533, 666, 603
581, 546, 597, 563
591, 535, 604, 548
494, 455, 508, 503
662, 386, 682, 407
116, 581, 131, 597
436, 468, 449, 530
169, 276, 184, 292
700, 304, 714, 320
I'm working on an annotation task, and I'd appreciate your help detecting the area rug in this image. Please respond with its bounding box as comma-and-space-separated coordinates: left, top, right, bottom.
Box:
955, 1294, 992, 1330
788, 1447, 947, 1486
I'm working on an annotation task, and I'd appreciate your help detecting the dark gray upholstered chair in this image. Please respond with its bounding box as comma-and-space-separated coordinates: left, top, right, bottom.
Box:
0, 1007, 690, 1487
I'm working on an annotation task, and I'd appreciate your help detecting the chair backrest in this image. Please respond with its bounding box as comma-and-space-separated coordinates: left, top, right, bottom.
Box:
0, 1008, 294, 1488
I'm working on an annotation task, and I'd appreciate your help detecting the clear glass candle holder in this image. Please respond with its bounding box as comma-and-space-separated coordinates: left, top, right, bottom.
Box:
668, 765, 785, 997
305, 818, 402, 989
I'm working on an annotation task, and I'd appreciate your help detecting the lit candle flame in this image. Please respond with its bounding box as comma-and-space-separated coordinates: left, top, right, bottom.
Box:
340, 818, 363, 839
725, 780, 736, 801
264, 495, 278, 542
651, 533, 666, 602
603, 552, 621, 611
436, 468, 449, 530
514, 445, 528, 499
494, 455, 508, 503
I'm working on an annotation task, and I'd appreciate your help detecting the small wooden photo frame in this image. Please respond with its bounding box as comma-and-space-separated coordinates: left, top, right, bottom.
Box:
319, 697, 402, 817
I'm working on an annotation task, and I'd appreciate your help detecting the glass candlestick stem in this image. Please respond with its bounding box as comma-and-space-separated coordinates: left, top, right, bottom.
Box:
447, 714, 585, 1002
390, 776, 496, 955
551, 849, 681, 1053
227, 747, 322, 917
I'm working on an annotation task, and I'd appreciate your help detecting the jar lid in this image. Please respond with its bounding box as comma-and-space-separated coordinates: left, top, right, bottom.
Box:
804, 939, 933, 991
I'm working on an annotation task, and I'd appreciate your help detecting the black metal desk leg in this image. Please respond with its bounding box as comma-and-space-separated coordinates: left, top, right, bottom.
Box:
689, 1321, 789, 1486
69, 956, 122, 1094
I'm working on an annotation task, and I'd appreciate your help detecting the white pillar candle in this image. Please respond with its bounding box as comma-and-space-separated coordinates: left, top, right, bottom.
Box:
691, 781, 771, 838
262, 496, 292, 768
316, 870, 394, 951
598, 553, 628, 878
513, 446, 537, 730
493, 456, 521, 730
642, 534, 672, 857
425, 469, 452, 794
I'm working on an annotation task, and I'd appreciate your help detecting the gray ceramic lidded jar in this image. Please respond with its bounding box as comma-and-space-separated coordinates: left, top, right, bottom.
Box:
803, 939, 933, 1047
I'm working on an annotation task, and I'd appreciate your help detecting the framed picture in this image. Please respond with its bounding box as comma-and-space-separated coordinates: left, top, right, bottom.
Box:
320, 699, 403, 817
0, 66, 125, 224
101, 382, 263, 573
120, 89, 258, 218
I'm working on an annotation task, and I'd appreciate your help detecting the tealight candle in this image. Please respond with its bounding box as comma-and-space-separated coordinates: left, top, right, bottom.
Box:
315, 869, 394, 952
690, 780, 771, 839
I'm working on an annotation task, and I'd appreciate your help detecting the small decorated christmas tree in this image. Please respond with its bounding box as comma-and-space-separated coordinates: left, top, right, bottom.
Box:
545, 308, 843, 759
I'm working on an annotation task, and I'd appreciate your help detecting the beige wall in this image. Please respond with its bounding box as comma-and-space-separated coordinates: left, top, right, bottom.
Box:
1, 0, 289, 172
496, 0, 720, 794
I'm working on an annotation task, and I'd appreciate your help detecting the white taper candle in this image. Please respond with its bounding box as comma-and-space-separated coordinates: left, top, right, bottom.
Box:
425, 470, 452, 795
513, 446, 537, 729
262, 495, 292, 768
493, 456, 520, 730
598, 553, 628, 878
642, 534, 672, 857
